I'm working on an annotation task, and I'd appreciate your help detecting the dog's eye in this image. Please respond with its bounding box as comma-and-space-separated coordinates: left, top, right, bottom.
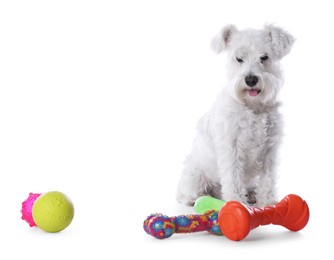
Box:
236, 57, 244, 63
260, 55, 269, 62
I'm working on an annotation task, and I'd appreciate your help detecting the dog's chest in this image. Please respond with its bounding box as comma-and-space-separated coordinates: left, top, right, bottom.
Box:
238, 111, 272, 152
248, 115, 268, 143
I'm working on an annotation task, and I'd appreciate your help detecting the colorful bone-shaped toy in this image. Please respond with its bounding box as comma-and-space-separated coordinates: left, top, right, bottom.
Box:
144, 194, 309, 241
143, 210, 222, 239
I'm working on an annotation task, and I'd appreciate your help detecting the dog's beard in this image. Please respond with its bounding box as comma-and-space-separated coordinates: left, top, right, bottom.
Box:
229, 73, 282, 106
261, 72, 283, 105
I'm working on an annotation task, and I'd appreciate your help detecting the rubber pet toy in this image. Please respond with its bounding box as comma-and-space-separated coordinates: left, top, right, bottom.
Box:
143, 210, 222, 239
144, 194, 309, 241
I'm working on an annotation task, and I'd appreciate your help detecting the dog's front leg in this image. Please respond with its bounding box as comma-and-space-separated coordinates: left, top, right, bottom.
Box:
215, 133, 248, 205
255, 147, 279, 207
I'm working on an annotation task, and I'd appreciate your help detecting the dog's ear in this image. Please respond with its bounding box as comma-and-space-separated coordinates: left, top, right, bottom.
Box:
264, 24, 295, 59
211, 24, 238, 54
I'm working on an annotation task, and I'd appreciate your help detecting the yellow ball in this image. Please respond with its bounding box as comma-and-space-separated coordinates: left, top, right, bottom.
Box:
32, 191, 74, 232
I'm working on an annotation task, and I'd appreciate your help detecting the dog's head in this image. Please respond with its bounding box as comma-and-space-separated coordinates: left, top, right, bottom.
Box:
211, 24, 294, 106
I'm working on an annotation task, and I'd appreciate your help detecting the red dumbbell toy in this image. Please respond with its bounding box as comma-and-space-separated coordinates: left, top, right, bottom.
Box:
218, 194, 310, 241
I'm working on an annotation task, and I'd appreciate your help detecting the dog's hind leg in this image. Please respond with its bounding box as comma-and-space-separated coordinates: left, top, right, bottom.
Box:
176, 165, 219, 206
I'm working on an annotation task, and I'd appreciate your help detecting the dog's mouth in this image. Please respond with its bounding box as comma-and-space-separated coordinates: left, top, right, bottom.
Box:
247, 89, 261, 97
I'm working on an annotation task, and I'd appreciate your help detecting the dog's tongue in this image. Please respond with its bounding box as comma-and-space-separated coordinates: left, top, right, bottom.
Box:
248, 89, 259, 97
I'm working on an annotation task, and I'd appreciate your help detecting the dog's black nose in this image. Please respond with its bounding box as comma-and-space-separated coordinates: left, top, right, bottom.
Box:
245, 75, 258, 87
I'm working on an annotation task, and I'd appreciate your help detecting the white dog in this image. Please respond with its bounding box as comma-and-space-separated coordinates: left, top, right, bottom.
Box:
176, 24, 294, 207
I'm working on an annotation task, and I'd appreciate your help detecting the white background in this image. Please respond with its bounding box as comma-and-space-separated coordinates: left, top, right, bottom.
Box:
1, 0, 333, 259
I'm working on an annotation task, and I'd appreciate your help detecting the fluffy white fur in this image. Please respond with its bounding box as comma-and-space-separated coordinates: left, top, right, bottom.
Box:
176, 24, 294, 207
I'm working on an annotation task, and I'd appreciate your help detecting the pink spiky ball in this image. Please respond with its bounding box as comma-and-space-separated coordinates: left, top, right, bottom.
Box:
21, 192, 42, 227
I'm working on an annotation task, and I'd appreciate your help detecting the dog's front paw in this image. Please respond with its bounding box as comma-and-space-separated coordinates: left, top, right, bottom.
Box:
245, 190, 257, 205
255, 197, 278, 207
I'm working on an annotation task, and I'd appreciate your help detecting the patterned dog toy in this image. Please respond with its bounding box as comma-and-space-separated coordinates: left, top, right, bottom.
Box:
144, 194, 309, 241
143, 210, 222, 239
